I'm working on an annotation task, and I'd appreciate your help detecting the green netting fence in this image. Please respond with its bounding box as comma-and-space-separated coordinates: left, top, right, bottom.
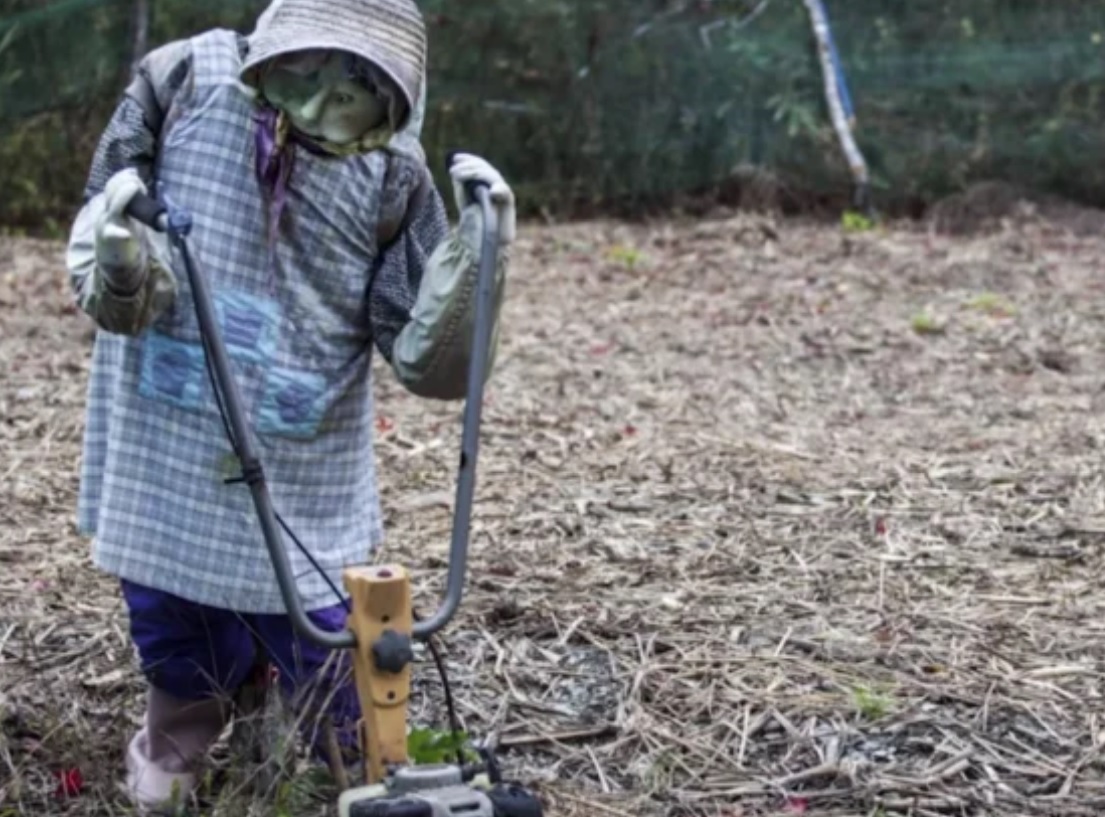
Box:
3, 0, 1105, 231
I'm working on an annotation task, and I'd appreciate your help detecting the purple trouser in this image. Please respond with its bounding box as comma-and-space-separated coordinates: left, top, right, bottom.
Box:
120, 579, 360, 760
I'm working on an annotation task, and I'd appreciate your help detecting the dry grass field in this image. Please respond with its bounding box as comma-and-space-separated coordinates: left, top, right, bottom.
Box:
4, 202, 1105, 815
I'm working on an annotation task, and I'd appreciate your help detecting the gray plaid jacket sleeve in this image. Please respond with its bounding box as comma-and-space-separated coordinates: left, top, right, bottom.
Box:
367, 178, 449, 363
85, 39, 194, 199
67, 41, 192, 334
68, 96, 178, 334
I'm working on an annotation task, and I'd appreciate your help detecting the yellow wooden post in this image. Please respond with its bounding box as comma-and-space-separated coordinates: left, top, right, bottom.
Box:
343, 564, 413, 784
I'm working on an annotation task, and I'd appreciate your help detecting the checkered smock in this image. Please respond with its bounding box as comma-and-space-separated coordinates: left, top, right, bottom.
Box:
69, 29, 458, 614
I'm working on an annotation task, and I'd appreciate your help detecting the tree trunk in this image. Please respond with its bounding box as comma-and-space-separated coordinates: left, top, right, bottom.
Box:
130, 0, 149, 72
801, 0, 871, 211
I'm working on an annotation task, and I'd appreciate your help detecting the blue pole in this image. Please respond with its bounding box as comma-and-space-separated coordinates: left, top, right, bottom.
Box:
815, 0, 856, 124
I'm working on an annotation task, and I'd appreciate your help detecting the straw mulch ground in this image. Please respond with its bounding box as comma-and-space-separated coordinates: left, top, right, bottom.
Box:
3, 205, 1105, 817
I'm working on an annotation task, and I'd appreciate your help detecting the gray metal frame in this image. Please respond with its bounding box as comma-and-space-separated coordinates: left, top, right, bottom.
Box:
126, 178, 500, 650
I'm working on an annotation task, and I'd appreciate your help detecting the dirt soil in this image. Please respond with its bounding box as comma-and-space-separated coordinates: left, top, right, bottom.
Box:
4, 207, 1105, 817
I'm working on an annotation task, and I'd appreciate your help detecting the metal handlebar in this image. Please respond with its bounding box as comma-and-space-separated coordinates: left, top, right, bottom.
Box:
124, 163, 500, 649
412, 182, 498, 639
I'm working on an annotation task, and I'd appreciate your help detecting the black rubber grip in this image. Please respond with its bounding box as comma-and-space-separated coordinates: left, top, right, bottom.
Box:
124, 193, 167, 229
445, 150, 491, 202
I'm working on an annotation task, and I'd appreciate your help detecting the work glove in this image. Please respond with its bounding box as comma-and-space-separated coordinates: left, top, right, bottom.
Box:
389, 154, 512, 401
448, 153, 516, 246
94, 168, 150, 295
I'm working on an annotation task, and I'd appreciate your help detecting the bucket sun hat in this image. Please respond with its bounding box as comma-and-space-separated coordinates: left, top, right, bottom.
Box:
240, 0, 427, 132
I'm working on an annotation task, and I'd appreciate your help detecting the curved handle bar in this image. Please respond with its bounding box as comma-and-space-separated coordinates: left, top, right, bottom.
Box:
411, 181, 498, 639
124, 170, 500, 648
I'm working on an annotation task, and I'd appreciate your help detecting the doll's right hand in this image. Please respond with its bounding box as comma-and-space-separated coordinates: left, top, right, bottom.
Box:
94, 168, 149, 294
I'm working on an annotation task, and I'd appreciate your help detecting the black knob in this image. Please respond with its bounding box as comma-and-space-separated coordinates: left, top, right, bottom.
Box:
372, 629, 414, 674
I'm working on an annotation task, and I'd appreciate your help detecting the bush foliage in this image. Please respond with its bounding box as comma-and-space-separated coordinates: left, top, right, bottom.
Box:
2, 0, 1105, 232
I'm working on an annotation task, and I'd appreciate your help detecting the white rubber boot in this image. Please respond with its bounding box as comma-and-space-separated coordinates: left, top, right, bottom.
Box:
125, 687, 229, 815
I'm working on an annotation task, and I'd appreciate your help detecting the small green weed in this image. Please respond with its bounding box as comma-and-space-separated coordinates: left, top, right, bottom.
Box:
851, 684, 894, 720
407, 727, 478, 765
965, 292, 1016, 318
605, 244, 645, 270
643, 750, 677, 794
841, 210, 876, 233
911, 311, 945, 335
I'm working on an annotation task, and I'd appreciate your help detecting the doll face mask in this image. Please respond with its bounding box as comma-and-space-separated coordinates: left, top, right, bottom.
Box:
259, 49, 389, 146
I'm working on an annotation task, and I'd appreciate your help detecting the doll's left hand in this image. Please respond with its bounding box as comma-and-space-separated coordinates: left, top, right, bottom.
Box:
448, 153, 516, 245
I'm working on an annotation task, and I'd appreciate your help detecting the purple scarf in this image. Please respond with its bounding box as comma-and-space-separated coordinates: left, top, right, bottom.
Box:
252, 105, 336, 251
253, 105, 295, 251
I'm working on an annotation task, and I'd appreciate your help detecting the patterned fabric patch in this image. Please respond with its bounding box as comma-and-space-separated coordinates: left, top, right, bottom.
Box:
213, 290, 280, 365
257, 368, 330, 439
138, 331, 207, 411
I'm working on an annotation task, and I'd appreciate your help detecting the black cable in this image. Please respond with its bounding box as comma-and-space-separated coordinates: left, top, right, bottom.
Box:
414, 608, 465, 770
275, 512, 352, 614
186, 290, 352, 616
177, 235, 464, 776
